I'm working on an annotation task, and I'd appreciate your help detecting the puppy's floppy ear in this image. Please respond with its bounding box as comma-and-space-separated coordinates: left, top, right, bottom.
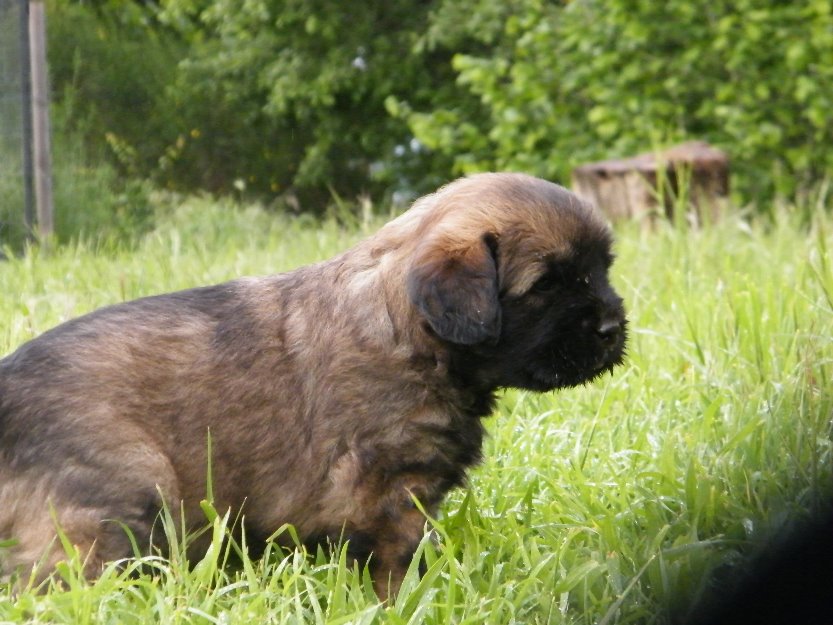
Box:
408, 233, 501, 345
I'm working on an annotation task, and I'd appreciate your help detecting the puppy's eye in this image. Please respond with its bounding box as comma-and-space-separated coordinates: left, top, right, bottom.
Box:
531, 273, 560, 294
531, 272, 591, 296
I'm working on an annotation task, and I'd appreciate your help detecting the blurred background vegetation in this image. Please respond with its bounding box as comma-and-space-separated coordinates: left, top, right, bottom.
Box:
38, 0, 833, 241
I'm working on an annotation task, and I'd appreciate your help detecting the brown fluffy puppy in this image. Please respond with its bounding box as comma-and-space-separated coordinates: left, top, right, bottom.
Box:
0, 173, 626, 596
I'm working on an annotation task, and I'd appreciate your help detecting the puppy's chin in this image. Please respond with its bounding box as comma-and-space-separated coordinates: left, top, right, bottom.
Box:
477, 322, 628, 393
457, 337, 626, 395
523, 356, 624, 392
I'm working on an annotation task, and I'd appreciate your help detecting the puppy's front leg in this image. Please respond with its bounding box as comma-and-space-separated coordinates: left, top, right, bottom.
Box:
365, 500, 431, 599
331, 483, 433, 599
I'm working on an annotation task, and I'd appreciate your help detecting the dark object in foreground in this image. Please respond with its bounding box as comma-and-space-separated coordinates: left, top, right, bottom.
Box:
0, 173, 626, 596
688, 503, 833, 625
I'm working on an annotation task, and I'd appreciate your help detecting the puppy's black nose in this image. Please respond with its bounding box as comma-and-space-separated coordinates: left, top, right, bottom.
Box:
596, 318, 623, 345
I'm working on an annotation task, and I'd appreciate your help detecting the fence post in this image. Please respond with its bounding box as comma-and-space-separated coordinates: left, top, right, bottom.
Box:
28, 0, 52, 240
18, 0, 35, 236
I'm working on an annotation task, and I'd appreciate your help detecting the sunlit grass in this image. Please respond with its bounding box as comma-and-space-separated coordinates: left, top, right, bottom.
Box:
1, 197, 831, 624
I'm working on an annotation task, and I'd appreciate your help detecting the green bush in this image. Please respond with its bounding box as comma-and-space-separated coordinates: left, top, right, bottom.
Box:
47, 0, 182, 179
44, 0, 833, 215
156, 0, 458, 208
50, 119, 155, 245
391, 0, 833, 203
46, 0, 459, 210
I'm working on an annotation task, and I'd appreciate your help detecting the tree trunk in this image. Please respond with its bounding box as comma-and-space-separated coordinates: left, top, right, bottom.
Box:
571, 141, 729, 226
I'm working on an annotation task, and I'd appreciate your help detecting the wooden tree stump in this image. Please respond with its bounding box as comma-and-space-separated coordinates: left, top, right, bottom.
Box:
571, 141, 729, 226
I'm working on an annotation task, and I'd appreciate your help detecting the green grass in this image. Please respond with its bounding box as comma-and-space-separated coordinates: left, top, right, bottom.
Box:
1, 197, 831, 624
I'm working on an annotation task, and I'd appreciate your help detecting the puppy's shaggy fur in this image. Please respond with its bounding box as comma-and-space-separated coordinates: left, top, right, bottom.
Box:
0, 173, 626, 595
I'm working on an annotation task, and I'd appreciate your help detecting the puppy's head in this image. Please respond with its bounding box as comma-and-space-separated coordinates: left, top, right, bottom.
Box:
407, 172, 626, 391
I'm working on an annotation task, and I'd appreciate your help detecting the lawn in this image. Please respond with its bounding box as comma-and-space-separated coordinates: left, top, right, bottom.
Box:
1, 196, 831, 624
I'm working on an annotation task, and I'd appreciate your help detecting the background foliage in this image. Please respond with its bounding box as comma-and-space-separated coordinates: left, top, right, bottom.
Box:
42, 0, 833, 226
393, 0, 833, 204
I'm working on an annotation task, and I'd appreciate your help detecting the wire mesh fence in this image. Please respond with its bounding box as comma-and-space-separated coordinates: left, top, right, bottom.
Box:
0, 0, 34, 251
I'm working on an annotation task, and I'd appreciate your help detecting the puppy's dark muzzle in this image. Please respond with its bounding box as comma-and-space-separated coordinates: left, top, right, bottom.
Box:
593, 298, 627, 368
596, 317, 624, 346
